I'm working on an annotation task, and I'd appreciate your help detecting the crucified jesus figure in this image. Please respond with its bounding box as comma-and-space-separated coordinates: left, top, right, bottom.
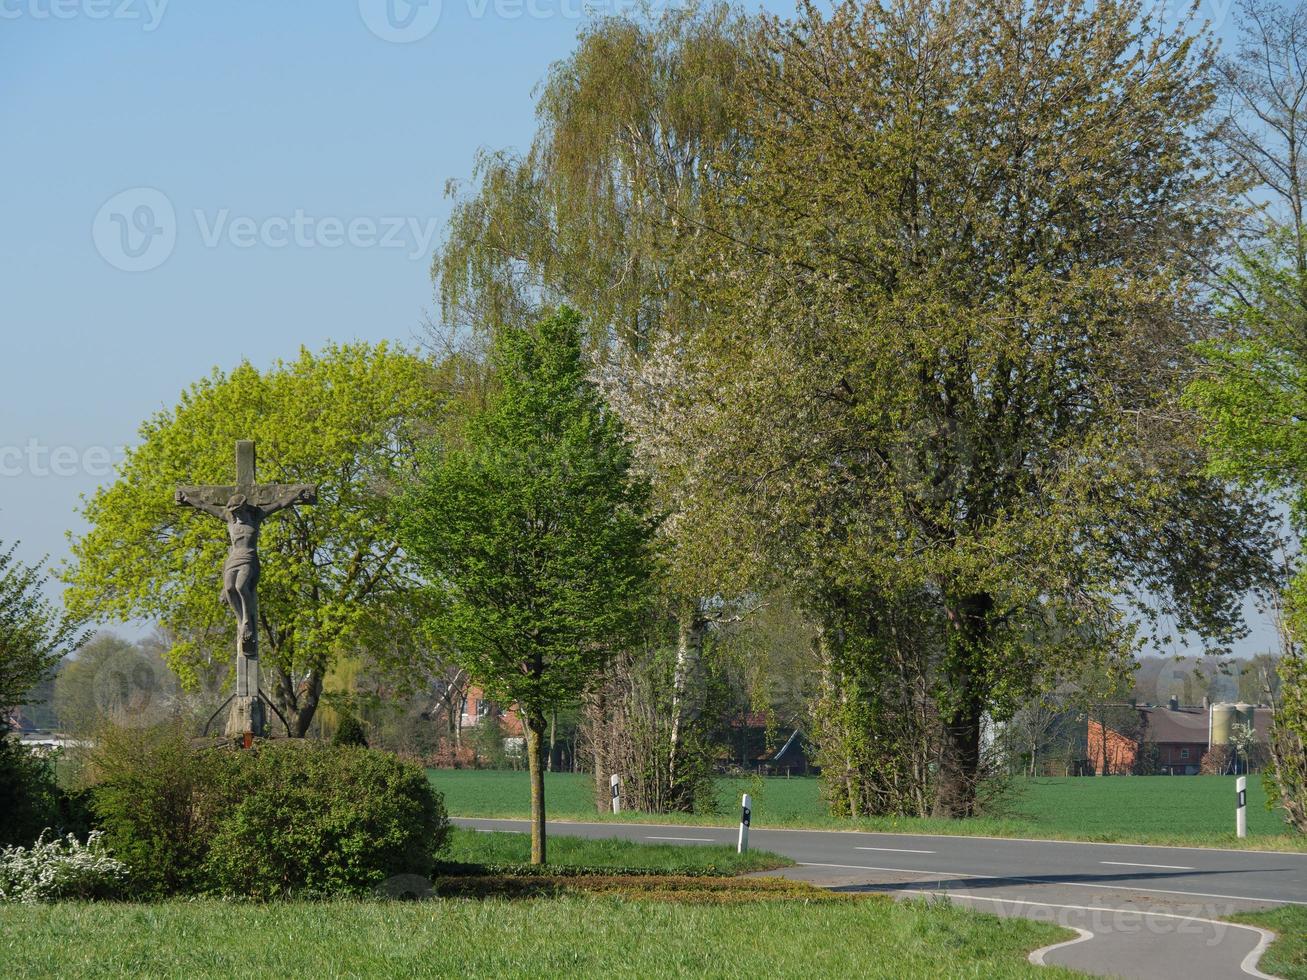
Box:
176, 440, 316, 739
174, 485, 313, 646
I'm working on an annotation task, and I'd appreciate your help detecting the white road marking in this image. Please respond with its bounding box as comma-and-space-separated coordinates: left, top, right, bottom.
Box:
855, 846, 935, 854
1100, 860, 1195, 871
797, 862, 1307, 907
644, 835, 716, 842
1026, 926, 1094, 966
896, 889, 1280, 980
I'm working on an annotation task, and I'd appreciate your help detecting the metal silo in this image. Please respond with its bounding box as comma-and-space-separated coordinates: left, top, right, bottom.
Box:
1210, 702, 1235, 746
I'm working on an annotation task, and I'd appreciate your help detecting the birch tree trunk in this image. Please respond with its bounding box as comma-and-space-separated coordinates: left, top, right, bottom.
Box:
668, 598, 707, 802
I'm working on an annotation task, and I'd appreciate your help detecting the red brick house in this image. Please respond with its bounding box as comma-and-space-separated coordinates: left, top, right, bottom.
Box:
1087, 703, 1272, 775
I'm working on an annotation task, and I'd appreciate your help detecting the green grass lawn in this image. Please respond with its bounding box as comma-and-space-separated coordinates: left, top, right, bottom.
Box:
1231, 906, 1307, 980
0, 897, 1077, 978
429, 769, 1307, 850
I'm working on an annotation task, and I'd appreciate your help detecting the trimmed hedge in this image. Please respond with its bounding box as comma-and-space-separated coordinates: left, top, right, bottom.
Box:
91, 727, 449, 898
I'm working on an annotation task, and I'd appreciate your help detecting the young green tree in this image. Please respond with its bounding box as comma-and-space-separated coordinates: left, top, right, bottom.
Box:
64, 343, 446, 736
399, 308, 656, 863
0, 542, 82, 722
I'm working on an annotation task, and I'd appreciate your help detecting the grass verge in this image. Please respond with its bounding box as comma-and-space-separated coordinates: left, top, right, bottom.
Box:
1230, 906, 1307, 979
0, 896, 1078, 978
429, 770, 1307, 852
441, 827, 792, 875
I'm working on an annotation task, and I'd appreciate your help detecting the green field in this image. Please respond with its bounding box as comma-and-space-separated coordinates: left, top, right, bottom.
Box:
0, 896, 1075, 978
428, 770, 1307, 850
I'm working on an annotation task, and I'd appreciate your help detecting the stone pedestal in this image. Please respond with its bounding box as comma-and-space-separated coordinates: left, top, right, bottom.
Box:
225, 694, 266, 738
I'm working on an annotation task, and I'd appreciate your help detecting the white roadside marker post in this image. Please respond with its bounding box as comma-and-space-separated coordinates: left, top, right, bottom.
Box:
610, 773, 621, 815
1237, 775, 1247, 838
738, 793, 752, 854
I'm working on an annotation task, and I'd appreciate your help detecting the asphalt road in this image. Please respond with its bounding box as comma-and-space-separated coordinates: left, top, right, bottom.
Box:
453, 816, 1307, 979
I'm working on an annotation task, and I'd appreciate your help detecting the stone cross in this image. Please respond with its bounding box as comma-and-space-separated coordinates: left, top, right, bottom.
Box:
175, 439, 316, 738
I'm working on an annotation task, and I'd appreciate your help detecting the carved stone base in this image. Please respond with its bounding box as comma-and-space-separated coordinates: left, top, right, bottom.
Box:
225, 694, 265, 738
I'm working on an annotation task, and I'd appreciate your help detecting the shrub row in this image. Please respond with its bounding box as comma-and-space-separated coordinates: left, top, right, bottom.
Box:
90, 724, 450, 899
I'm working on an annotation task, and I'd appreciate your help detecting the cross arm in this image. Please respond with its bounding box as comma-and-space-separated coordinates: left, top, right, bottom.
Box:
175, 485, 234, 519
258, 484, 318, 516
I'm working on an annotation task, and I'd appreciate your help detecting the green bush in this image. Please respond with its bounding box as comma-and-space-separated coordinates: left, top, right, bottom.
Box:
332, 714, 369, 749
89, 723, 221, 897
202, 742, 448, 898
89, 726, 449, 898
0, 736, 93, 848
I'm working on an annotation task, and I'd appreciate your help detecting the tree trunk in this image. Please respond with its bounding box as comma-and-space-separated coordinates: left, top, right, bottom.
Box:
668, 598, 707, 805
937, 593, 993, 817
525, 709, 548, 865
273, 665, 322, 737
548, 709, 556, 772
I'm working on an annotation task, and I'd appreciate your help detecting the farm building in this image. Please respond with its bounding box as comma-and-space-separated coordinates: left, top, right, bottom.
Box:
1087, 700, 1272, 775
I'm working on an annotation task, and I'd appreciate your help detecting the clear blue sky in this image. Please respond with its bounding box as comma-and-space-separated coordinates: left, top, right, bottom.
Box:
0, 0, 1277, 657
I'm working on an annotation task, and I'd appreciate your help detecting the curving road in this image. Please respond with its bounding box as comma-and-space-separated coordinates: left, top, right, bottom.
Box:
453, 817, 1307, 979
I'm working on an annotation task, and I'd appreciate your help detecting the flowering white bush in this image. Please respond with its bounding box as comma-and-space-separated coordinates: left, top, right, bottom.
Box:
0, 831, 129, 903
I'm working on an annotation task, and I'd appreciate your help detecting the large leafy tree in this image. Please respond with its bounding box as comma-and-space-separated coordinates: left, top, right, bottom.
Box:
64, 343, 446, 736
399, 308, 656, 863
681, 0, 1275, 815
0, 543, 82, 723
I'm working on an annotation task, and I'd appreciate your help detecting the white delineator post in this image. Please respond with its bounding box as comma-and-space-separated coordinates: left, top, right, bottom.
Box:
610, 773, 621, 814
1237, 776, 1247, 838
738, 793, 752, 854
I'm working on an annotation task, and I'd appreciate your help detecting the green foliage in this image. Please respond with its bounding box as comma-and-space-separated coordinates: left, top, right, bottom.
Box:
202, 743, 449, 899
331, 714, 369, 749
89, 723, 222, 897
63, 343, 447, 735
401, 309, 657, 717
674, 0, 1274, 814
0, 542, 82, 717
90, 725, 449, 898
0, 737, 92, 848
401, 307, 657, 861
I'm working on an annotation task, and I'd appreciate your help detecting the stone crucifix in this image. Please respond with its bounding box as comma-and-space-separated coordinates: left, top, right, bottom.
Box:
175, 439, 316, 738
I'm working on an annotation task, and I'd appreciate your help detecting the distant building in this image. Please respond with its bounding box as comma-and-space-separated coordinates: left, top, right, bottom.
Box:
1087, 701, 1271, 775
459, 685, 523, 737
